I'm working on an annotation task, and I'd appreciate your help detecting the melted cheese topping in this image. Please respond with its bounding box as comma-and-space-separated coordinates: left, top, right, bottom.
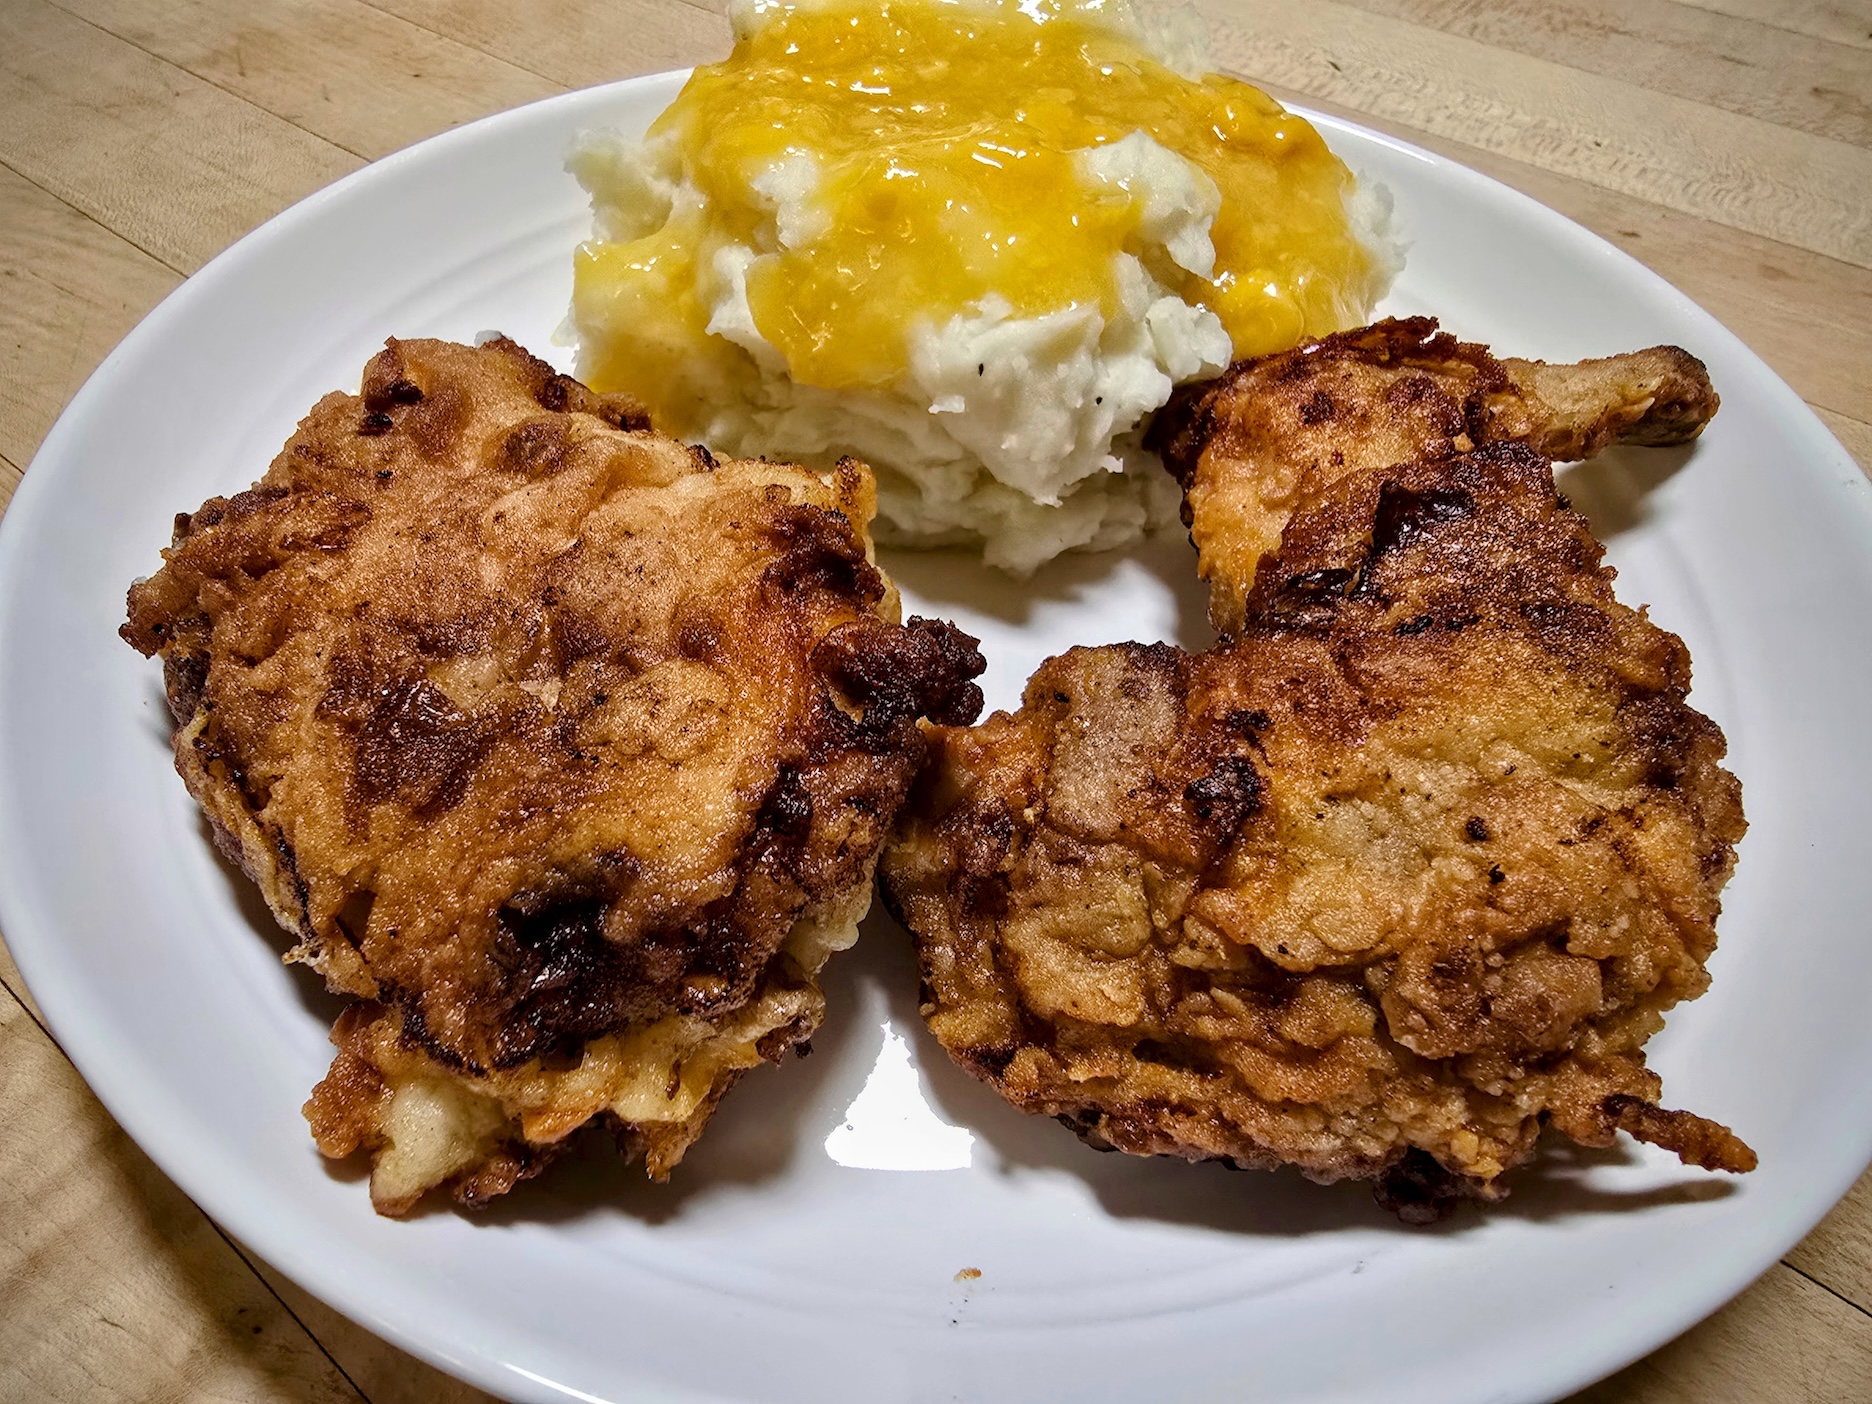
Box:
575, 0, 1380, 406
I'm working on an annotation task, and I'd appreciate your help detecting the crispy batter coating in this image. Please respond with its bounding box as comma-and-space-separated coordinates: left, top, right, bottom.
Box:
882, 443, 1750, 1218
1149, 316, 1720, 633
123, 337, 984, 1215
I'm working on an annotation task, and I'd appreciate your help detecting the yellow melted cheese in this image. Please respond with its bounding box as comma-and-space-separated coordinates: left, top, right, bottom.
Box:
575, 0, 1379, 408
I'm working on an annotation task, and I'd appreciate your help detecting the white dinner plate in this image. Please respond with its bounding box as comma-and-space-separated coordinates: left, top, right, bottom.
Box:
4, 69, 1871, 1404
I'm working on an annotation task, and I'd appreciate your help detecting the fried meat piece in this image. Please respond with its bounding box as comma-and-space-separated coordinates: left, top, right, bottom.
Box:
882, 443, 1750, 1217
1149, 316, 1720, 633
123, 336, 984, 1215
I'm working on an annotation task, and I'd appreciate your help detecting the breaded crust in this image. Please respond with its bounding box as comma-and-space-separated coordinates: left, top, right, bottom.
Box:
882, 443, 1750, 1219
1148, 316, 1720, 633
123, 336, 984, 1214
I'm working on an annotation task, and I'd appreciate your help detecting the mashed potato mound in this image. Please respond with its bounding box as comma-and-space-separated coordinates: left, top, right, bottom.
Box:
569, 0, 1402, 574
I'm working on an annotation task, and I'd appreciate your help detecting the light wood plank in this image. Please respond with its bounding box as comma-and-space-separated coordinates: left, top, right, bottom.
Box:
0, 926, 48, 1033
1251, 78, 1872, 426
1566, 1262, 1872, 1401
1192, 0, 1872, 267
249, 1258, 499, 1404
0, 0, 359, 273
1788, 1167, 1872, 1314
0, 452, 19, 526
0, 164, 181, 470
1340, 0, 1872, 146
48, 0, 562, 161
0, 986, 363, 1403
1815, 406, 1872, 477
362, 0, 729, 90
1680, 0, 1872, 49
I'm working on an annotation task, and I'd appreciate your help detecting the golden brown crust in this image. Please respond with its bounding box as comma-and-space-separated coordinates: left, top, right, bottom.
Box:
1148, 316, 1719, 633
125, 336, 984, 1214
883, 442, 1749, 1215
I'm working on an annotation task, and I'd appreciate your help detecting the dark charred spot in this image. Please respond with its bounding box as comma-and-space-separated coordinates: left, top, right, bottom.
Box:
1298, 389, 1336, 424
1264, 568, 1354, 627
365, 378, 425, 412
489, 894, 623, 1065
1430, 953, 1473, 982
756, 765, 814, 845
1369, 482, 1475, 559
675, 608, 722, 661
813, 615, 986, 745
161, 651, 210, 721
392, 995, 480, 1074
690, 443, 716, 470
197, 486, 289, 533
498, 419, 573, 478
192, 717, 269, 811
1465, 816, 1490, 843
358, 411, 395, 437
1372, 1148, 1484, 1225
953, 804, 1015, 917
756, 1013, 814, 1061
650, 906, 761, 1011
1645, 763, 1682, 791
394, 611, 490, 659
1184, 755, 1263, 834
1488, 865, 1506, 885
958, 803, 1015, 879
1394, 614, 1435, 636
536, 374, 578, 413
969, 1045, 1019, 1078
321, 661, 496, 818
548, 607, 612, 668
761, 505, 882, 606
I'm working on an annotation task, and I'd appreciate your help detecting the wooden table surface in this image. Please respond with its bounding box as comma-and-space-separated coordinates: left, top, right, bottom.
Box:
3, 1, 1870, 1399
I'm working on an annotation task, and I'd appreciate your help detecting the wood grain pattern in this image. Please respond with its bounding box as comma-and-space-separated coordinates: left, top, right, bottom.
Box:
0, 987, 362, 1403
1342, 0, 1871, 145
0, 930, 45, 1030
1570, 1263, 1872, 1401
0, 162, 180, 468
0, 1, 1867, 1400
362, 0, 729, 89
1787, 1168, 1872, 1314
1249, 79, 1872, 426
0, 0, 359, 273
47, 0, 560, 160
1193, 0, 1872, 265
1816, 407, 1872, 476
0, 453, 20, 527
1679, 0, 1872, 48
251, 1260, 499, 1404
